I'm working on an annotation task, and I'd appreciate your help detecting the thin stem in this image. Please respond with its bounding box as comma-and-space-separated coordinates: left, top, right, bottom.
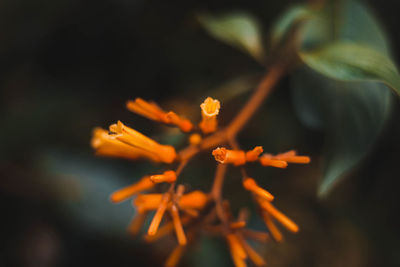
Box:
227, 65, 284, 138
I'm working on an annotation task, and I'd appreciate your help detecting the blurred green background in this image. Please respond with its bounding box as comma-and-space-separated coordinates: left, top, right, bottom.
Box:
1, 0, 400, 266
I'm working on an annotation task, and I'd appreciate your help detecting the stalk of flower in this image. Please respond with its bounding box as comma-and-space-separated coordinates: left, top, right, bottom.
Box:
150, 170, 177, 184
127, 98, 193, 132
110, 176, 154, 203
91, 128, 160, 162
199, 97, 221, 134
241, 229, 270, 242
109, 120, 177, 164
243, 178, 274, 201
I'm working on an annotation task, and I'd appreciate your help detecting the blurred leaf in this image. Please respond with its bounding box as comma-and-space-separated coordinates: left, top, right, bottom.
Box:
291, 0, 396, 196
270, 4, 312, 48
198, 12, 265, 62
292, 67, 392, 196
299, 42, 400, 95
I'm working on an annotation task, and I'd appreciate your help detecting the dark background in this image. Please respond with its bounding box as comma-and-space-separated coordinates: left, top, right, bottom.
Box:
1, 0, 400, 266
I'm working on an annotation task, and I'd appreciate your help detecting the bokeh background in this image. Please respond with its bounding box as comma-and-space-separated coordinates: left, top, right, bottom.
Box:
1, 0, 400, 266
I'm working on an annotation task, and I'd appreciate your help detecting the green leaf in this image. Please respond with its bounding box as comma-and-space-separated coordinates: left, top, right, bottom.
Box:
291, 0, 397, 197
292, 67, 392, 196
299, 42, 400, 95
198, 12, 265, 62
270, 4, 312, 48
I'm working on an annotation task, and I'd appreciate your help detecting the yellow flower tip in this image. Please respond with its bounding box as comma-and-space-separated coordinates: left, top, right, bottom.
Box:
199, 97, 221, 134
259, 154, 288, 168
212, 147, 246, 166
170, 205, 187, 246
150, 170, 177, 184
243, 178, 274, 201
245, 146, 264, 162
201, 97, 221, 117
212, 147, 227, 163
110, 176, 154, 203
189, 133, 202, 146
179, 191, 209, 210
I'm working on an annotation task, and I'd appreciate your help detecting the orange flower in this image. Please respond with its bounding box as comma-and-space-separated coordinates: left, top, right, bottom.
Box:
243, 178, 274, 201
91, 128, 159, 162
259, 154, 288, 168
257, 199, 299, 233
110, 176, 154, 203
165, 245, 186, 267
259, 150, 310, 168
199, 97, 220, 134
126, 98, 193, 132
188, 133, 202, 145
245, 146, 264, 162
170, 205, 187, 245
179, 191, 209, 210
148, 193, 171, 236
150, 170, 177, 184
212, 147, 246, 166
109, 120, 176, 163
273, 150, 310, 164
226, 233, 247, 267
236, 234, 266, 266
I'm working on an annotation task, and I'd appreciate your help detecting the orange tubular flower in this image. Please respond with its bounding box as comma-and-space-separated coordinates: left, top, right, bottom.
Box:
236, 235, 266, 267
128, 211, 148, 235
109, 120, 176, 164
110, 176, 154, 203
259, 154, 288, 168
150, 170, 177, 184
199, 97, 221, 134
212, 147, 246, 166
274, 150, 310, 164
245, 146, 264, 162
170, 205, 187, 245
188, 133, 202, 145
226, 233, 248, 267
91, 128, 159, 161
243, 178, 274, 201
165, 245, 186, 267
126, 98, 193, 132
148, 193, 171, 236
258, 200, 299, 233
179, 191, 209, 210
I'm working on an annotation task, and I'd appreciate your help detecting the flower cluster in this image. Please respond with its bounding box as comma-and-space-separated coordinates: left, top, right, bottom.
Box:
91, 96, 310, 267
